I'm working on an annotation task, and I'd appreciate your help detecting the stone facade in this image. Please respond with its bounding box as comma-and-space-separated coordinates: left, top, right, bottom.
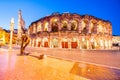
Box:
28, 13, 112, 49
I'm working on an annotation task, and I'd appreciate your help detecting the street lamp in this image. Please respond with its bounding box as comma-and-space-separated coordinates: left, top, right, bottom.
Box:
9, 18, 14, 49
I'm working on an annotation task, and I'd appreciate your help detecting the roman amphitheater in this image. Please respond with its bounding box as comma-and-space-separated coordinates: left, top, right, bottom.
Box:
28, 13, 112, 50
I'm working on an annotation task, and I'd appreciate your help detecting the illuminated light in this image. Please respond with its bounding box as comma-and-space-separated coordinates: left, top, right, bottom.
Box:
100, 40, 103, 46
37, 23, 42, 32
88, 69, 90, 72
62, 38, 67, 42
81, 21, 85, 30
82, 38, 85, 42
90, 38, 94, 42
54, 19, 58, 22
44, 22, 49, 31
98, 25, 103, 32
72, 38, 77, 42
44, 55, 47, 58
63, 21, 67, 23
43, 38, 48, 42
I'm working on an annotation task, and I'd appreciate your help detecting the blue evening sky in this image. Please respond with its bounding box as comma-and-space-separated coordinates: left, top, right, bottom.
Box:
0, 0, 120, 35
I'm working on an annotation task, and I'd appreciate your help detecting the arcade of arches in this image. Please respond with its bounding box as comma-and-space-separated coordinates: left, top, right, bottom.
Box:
28, 13, 112, 50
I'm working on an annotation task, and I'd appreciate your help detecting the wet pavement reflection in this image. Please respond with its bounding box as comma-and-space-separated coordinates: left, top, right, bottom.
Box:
70, 62, 120, 80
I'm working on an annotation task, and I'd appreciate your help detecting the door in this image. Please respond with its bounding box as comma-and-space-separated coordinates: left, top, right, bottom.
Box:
71, 42, 78, 48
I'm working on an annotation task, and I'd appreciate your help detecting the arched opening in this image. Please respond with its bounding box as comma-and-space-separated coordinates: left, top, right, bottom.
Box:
81, 20, 87, 33
38, 41, 41, 47
71, 38, 78, 48
98, 24, 103, 33
37, 22, 42, 32
34, 39, 36, 47
71, 20, 78, 31
52, 38, 58, 48
61, 38, 68, 48
43, 38, 49, 47
44, 22, 49, 31
51, 19, 59, 32
90, 38, 95, 49
90, 22, 94, 33
61, 21, 68, 31
81, 37, 87, 49
38, 39, 41, 47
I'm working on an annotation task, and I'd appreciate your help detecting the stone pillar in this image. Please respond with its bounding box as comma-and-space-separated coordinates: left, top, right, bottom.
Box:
79, 37, 82, 49
48, 22, 51, 32
93, 23, 98, 34
68, 21, 71, 30
88, 21, 93, 33
9, 18, 14, 49
78, 20, 82, 33
59, 39, 62, 48
77, 39, 79, 49
36, 39, 38, 47
32, 39, 34, 47
49, 39, 52, 48
42, 38, 44, 47
86, 40, 89, 49
58, 21, 61, 31
68, 39, 71, 49
86, 20, 90, 34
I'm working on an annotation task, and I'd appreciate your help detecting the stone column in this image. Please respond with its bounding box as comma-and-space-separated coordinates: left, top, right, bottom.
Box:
86, 20, 90, 34
58, 21, 61, 31
9, 18, 14, 49
93, 23, 98, 34
68, 21, 71, 30
32, 39, 34, 47
59, 38, 62, 48
49, 38, 52, 48
48, 22, 51, 32
79, 37, 82, 49
78, 20, 82, 33
36, 38, 38, 47
77, 39, 79, 49
68, 38, 71, 49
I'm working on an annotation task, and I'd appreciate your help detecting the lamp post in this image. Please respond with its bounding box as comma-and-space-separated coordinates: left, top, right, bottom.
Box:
9, 18, 14, 49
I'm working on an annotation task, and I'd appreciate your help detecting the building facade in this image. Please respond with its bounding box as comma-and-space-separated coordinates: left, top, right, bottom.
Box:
28, 13, 112, 49
112, 35, 120, 46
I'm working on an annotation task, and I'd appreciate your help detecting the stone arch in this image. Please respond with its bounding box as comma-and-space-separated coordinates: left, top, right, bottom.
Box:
38, 38, 42, 47
71, 20, 78, 31
50, 18, 59, 32
61, 19, 69, 31
90, 37, 96, 49
91, 19, 97, 33
33, 23, 37, 33
81, 37, 87, 49
37, 22, 42, 32
97, 21, 103, 34
51, 38, 59, 48
43, 37, 49, 47
61, 38, 68, 48
43, 21, 49, 31
81, 19, 87, 33
89, 20, 94, 33
71, 37, 78, 48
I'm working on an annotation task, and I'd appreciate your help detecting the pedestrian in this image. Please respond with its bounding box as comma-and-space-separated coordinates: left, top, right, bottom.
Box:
20, 34, 30, 55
